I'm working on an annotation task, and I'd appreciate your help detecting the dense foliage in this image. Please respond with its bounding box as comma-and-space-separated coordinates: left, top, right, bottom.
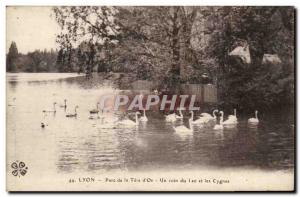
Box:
6, 42, 58, 72
52, 6, 294, 112
208, 7, 295, 112
7, 6, 294, 112
6, 42, 18, 72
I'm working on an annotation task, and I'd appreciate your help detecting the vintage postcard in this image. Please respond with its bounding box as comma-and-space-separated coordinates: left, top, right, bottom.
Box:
6, 6, 295, 191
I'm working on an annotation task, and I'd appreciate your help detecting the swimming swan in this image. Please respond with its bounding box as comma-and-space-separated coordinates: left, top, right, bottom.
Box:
165, 113, 177, 122
228, 108, 237, 122
199, 109, 218, 120
66, 106, 78, 117
173, 111, 193, 133
248, 110, 259, 124
176, 109, 184, 119
139, 109, 148, 122
194, 109, 218, 124
90, 102, 100, 114
166, 109, 183, 122
118, 112, 141, 126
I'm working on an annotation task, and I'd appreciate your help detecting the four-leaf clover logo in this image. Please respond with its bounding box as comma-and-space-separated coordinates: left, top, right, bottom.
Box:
11, 161, 28, 177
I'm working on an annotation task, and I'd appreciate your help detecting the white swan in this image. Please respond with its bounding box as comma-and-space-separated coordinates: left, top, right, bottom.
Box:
173, 111, 193, 133
200, 112, 212, 117
223, 118, 237, 126
166, 109, 183, 122
195, 109, 218, 124
43, 102, 57, 113
165, 113, 177, 122
66, 106, 78, 117
118, 112, 140, 126
176, 109, 184, 119
199, 109, 218, 120
228, 108, 237, 121
98, 110, 119, 123
248, 110, 259, 124
173, 124, 192, 133
223, 109, 238, 126
90, 102, 100, 114
223, 118, 238, 126
139, 109, 148, 122
213, 111, 224, 130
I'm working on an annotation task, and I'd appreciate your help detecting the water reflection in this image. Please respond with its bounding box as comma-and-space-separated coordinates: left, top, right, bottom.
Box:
6, 73, 294, 175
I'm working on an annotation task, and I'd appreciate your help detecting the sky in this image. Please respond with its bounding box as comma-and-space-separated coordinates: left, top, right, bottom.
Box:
6, 6, 60, 54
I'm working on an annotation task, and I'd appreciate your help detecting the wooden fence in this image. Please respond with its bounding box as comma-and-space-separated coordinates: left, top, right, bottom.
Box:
131, 80, 217, 103
180, 84, 217, 103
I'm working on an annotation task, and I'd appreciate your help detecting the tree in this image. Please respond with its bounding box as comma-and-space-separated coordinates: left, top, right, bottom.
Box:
53, 6, 201, 85
27, 50, 43, 72
6, 41, 19, 72
110, 7, 201, 87
207, 7, 295, 112
56, 49, 65, 72
53, 6, 294, 112
53, 6, 120, 78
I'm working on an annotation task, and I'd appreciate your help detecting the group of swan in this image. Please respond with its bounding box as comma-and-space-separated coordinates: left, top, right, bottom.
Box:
118, 112, 141, 126
43, 100, 79, 118
42, 99, 260, 132
43, 99, 68, 112
117, 109, 149, 127
213, 109, 259, 130
173, 110, 218, 133
172, 109, 259, 133
42, 102, 57, 113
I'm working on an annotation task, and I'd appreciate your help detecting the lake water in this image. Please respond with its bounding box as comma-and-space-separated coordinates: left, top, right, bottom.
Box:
6, 73, 294, 176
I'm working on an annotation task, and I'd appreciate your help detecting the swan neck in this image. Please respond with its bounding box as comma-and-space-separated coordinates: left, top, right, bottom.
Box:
220, 112, 224, 124
213, 110, 217, 118
188, 119, 192, 130
135, 113, 139, 123
255, 111, 258, 119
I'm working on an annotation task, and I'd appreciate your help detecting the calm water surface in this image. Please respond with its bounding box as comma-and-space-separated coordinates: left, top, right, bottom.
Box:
6, 73, 294, 175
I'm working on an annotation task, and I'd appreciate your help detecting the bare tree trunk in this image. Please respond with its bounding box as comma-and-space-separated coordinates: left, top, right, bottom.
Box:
170, 7, 181, 77
180, 7, 198, 64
